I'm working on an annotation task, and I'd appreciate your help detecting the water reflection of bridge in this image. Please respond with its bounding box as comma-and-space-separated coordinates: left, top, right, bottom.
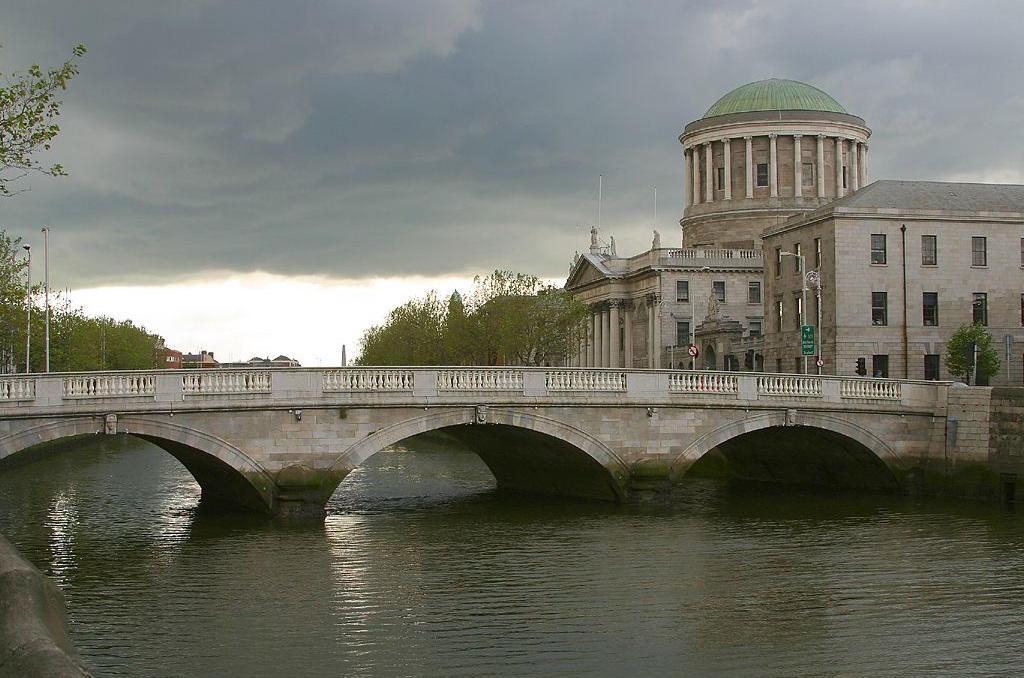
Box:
0, 367, 980, 517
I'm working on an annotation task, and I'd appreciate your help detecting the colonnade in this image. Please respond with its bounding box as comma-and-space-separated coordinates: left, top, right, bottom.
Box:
576, 295, 663, 369
684, 133, 868, 208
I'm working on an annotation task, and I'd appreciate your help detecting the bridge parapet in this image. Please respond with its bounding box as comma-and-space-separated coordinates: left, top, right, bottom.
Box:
0, 368, 940, 419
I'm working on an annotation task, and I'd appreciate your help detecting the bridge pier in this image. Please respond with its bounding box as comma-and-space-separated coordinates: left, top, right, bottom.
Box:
270, 464, 347, 518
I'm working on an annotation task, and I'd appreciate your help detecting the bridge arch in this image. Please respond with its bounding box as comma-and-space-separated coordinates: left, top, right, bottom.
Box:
669, 410, 906, 490
332, 407, 631, 501
0, 416, 277, 514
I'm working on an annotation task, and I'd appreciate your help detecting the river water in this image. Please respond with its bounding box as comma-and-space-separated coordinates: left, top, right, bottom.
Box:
2, 434, 1024, 677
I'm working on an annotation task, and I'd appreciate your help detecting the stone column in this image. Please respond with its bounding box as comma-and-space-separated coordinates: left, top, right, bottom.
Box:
861, 143, 869, 186
646, 296, 656, 368
691, 145, 701, 205
744, 136, 754, 198
835, 137, 844, 198
793, 134, 802, 198
683, 149, 691, 208
769, 134, 778, 198
622, 302, 633, 368
850, 141, 860, 191
722, 138, 732, 200
589, 312, 599, 367
704, 141, 713, 203
816, 134, 826, 198
598, 308, 608, 367
651, 294, 662, 369
608, 300, 621, 368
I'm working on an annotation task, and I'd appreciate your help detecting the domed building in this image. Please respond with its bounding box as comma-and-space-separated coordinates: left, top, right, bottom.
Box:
565, 78, 1024, 385
680, 79, 870, 249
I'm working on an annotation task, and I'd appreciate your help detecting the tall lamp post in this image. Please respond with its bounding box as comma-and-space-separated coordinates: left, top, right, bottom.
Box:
781, 251, 808, 374
41, 227, 50, 372
22, 244, 31, 373
806, 269, 822, 374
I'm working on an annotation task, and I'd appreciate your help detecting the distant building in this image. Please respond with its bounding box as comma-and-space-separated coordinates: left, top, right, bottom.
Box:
218, 355, 302, 368
566, 78, 1024, 384
156, 347, 182, 369
181, 350, 218, 369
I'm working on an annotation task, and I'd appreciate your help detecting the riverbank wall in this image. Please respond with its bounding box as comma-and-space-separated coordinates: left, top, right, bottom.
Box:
0, 533, 90, 678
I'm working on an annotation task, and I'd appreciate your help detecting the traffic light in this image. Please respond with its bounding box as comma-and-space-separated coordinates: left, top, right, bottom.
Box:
855, 357, 867, 376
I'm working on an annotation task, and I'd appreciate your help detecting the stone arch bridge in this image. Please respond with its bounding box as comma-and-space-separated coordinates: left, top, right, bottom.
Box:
0, 368, 960, 517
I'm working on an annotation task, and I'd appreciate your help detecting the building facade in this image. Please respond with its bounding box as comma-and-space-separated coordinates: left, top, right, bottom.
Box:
565, 78, 1024, 385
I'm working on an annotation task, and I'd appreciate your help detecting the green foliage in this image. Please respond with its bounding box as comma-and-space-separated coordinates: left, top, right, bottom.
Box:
1, 230, 161, 372
355, 270, 590, 366
1, 44, 86, 195
944, 323, 1000, 383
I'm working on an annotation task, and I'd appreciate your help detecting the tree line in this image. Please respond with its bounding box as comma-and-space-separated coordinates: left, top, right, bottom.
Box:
1, 231, 162, 372
355, 270, 589, 366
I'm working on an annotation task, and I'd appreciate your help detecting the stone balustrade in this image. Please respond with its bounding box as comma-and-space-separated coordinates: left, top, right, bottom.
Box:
0, 368, 913, 415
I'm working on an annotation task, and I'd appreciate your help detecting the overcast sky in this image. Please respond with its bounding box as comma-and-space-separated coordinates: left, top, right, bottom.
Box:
3, 0, 1022, 365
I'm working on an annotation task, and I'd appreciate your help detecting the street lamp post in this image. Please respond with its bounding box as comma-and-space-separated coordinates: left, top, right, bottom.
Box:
781, 251, 808, 374
42, 226, 50, 372
22, 244, 31, 373
806, 269, 822, 374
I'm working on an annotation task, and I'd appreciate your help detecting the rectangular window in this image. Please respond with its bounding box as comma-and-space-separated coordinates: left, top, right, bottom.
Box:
924, 354, 940, 381
792, 243, 802, 273
796, 295, 804, 328
973, 292, 988, 326
713, 280, 726, 302
676, 321, 690, 347
871, 234, 887, 264
756, 163, 769, 187
676, 280, 689, 302
776, 299, 784, 331
872, 291, 888, 326
716, 167, 725, 191
802, 163, 814, 186
795, 357, 803, 375
1021, 293, 1024, 325
747, 281, 761, 304
921, 235, 937, 266
1020, 238, 1024, 267
814, 237, 822, 269
842, 165, 848, 189
922, 292, 938, 326
748, 320, 762, 337
972, 236, 987, 266
774, 247, 782, 277
872, 354, 889, 378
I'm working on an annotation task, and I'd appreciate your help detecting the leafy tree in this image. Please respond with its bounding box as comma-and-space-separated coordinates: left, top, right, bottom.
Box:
945, 323, 1000, 384
355, 292, 447, 365
1, 44, 86, 195
1, 229, 161, 372
355, 270, 589, 366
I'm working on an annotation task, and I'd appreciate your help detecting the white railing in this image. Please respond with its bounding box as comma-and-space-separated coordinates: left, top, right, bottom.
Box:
0, 377, 35, 401
437, 369, 523, 391
665, 248, 763, 260
0, 368, 930, 410
182, 371, 272, 394
546, 370, 626, 391
841, 379, 901, 400
322, 369, 414, 391
669, 372, 739, 394
758, 375, 822, 397
64, 374, 156, 398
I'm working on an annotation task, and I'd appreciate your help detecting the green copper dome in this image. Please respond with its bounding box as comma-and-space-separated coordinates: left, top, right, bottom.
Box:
703, 79, 847, 118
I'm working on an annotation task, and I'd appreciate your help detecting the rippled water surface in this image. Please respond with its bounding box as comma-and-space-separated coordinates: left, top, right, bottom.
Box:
3, 435, 1024, 677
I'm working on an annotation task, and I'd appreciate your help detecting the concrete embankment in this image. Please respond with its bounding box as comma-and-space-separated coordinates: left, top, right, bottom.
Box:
0, 533, 90, 678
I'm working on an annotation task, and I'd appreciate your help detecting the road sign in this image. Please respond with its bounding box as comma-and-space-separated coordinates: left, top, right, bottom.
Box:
801, 325, 815, 356
816, 358, 824, 367
687, 344, 699, 358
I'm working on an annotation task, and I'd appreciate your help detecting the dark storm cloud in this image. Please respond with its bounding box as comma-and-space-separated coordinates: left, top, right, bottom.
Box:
2, 0, 1021, 289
